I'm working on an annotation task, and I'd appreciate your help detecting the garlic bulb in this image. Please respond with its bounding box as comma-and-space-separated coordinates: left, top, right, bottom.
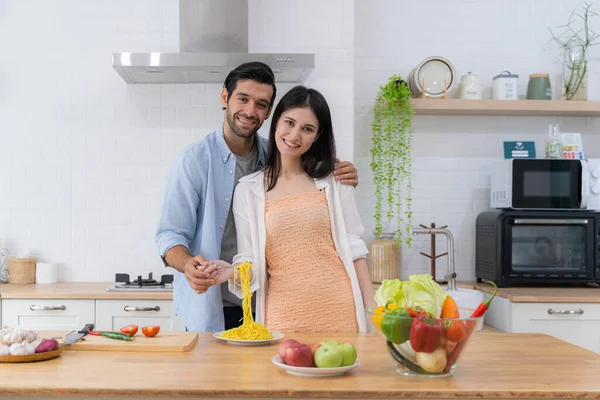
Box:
9, 342, 24, 356
3, 328, 23, 345
9, 340, 35, 356
24, 340, 35, 355
0, 344, 9, 356
22, 329, 37, 343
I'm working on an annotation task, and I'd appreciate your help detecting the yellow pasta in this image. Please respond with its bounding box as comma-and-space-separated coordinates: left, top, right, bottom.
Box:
219, 261, 273, 340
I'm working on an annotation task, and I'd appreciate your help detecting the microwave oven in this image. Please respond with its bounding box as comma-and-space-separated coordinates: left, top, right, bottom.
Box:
475, 210, 600, 287
490, 159, 600, 210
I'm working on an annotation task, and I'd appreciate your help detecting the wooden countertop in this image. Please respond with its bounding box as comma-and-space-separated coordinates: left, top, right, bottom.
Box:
0, 282, 173, 300
0, 332, 600, 399
1, 331, 599, 398
464, 282, 600, 303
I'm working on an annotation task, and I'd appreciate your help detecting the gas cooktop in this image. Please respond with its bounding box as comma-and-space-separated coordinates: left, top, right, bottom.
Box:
105, 273, 174, 292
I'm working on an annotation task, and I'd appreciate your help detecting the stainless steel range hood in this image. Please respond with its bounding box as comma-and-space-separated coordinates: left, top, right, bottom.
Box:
112, 0, 315, 84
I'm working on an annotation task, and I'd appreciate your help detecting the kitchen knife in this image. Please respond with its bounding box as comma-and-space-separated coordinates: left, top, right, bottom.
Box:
63, 323, 95, 345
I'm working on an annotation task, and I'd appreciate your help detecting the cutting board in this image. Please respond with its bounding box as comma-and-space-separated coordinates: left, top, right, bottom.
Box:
65, 332, 198, 352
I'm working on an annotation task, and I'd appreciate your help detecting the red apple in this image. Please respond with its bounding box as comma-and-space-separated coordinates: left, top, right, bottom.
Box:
278, 339, 299, 363
285, 343, 313, 367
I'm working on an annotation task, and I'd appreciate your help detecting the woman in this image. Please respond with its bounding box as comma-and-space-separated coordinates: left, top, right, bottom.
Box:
210, 85, 375, 332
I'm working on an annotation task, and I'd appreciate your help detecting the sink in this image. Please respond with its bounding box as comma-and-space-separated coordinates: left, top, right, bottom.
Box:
442, 288, 485, 331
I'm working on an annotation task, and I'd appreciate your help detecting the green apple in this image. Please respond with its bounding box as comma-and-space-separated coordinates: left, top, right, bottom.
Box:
337, 342, 357, 366
313, 343, 342, 368
319, 339, 340, 347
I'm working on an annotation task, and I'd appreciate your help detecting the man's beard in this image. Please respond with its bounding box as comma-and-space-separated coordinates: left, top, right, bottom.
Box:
226, 109, 261, 139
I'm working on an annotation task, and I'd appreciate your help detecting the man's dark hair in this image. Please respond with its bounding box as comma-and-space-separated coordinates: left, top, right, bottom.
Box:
264, 85, 336, 191
223, 62, 277, 109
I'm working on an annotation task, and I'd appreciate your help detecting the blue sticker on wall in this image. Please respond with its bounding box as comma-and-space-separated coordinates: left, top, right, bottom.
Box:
503, 141, 536, 159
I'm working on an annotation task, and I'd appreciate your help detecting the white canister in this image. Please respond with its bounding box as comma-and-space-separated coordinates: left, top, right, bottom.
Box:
36, 262, 59, 284
493, 71, 519, 100
459, 72, 481, 99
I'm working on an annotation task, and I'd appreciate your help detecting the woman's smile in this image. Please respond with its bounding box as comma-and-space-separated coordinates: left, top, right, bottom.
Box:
282, 138, 300, 149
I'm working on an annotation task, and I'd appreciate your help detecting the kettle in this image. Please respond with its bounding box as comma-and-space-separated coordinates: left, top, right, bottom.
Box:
459, 72, 481, 100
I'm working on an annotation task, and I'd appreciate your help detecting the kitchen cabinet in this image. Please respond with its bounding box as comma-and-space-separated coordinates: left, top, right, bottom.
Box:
1, 299, 95, 330
484, 295, 600, 353
95, 300, 185, 332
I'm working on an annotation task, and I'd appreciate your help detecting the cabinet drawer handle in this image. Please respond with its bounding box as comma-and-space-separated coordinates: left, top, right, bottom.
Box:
29, 305, 66, 311
547, 308, 584, 315
124, 306, 160, 312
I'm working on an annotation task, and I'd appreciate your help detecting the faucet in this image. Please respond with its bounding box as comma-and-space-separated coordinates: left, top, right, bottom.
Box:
412, 227, 457, 291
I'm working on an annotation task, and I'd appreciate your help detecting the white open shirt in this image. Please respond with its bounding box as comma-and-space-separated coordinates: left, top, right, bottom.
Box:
228, 170, 370, 332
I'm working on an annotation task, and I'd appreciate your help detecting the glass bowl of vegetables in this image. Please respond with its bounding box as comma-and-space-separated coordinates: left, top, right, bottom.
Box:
367, 306, 484, 378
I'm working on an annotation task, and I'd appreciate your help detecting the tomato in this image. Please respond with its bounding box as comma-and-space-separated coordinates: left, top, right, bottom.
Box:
141, 325, 160, 337
119, 325, 138, 336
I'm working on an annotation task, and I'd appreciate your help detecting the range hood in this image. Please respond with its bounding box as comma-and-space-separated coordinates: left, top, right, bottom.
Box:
112, 0, 315, 84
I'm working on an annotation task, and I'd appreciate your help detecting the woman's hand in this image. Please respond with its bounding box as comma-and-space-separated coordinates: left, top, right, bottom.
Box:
207, 260, 235, 285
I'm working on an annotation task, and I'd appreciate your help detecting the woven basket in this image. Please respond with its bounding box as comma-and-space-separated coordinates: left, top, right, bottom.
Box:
9, 257, 36, 284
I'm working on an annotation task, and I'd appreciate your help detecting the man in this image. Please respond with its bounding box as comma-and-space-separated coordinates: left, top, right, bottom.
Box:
156, 62, 358, 332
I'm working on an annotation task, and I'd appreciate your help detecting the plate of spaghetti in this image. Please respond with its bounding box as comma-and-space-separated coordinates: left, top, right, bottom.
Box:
213, 261, 284, 346
213, 330, 284, 346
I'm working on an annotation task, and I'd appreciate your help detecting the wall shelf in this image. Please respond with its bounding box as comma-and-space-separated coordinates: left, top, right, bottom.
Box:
411, 99, 600, 117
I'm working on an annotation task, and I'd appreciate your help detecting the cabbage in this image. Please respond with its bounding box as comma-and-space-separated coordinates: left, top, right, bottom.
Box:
403, 274, 447, 318
374, 279, 407, 307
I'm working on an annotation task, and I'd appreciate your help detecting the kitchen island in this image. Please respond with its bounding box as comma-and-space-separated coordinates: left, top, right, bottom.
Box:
1, 331, 599, 399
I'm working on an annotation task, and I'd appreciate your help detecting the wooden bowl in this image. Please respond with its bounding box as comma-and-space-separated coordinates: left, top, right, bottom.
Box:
0, 345, 63, 363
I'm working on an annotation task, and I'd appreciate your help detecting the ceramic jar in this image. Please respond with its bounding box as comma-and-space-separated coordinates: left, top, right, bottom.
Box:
493, 71, 519, 100
459, 72, 482, 100
527, 73, 552, 100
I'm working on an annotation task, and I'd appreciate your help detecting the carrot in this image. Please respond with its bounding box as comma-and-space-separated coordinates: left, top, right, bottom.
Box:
441, 295, 460, 319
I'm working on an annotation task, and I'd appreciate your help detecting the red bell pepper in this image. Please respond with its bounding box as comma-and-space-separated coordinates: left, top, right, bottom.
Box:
409, 315, 443, 353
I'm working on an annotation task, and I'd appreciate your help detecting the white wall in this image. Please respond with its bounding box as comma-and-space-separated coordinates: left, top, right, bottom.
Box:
1, 0, 599, 283
354, 0, 600, 281
0, 0, 353, 282
250, 0, 355, 161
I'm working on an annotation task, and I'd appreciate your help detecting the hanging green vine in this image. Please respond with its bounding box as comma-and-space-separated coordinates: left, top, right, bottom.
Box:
370, 74, 415, 246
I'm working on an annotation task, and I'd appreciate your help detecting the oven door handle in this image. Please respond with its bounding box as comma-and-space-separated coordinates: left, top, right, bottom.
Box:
581, 159, 590, 209
513, 219, 590, 225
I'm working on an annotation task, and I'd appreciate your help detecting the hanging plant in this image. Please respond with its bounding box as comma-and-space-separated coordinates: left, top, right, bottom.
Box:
370, 74, 415, 247
549, 2, 600, 100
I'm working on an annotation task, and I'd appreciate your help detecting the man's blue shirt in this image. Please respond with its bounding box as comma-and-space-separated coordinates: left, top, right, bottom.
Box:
156, 127, 267, 332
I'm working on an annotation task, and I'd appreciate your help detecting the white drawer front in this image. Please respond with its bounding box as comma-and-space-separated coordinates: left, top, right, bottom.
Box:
1, 299, 95, 330
512, 303, 600, 353
95, 300, 184, 332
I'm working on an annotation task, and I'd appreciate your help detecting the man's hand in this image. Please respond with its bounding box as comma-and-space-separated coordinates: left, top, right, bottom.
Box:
184, 255, 218, 294
333, 158, 358, 187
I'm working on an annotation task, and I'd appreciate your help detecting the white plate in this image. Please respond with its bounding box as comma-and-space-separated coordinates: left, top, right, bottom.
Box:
212, 330, 284, 346
271, 355, 360, 377
413, 56, 455, 98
